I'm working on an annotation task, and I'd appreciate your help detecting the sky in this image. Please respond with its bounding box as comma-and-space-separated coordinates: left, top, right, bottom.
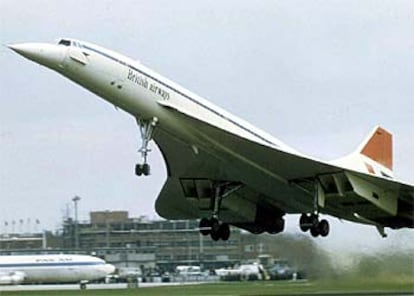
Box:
0, 0, 413, 255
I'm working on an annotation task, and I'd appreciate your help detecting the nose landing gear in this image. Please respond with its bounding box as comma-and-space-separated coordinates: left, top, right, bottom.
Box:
135, 117, 158, 177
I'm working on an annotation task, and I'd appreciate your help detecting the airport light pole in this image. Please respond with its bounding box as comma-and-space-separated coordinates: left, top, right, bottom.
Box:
72, 196, 81, 249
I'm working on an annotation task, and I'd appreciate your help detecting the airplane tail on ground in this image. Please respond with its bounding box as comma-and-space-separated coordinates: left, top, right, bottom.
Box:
358, 126, 393, 171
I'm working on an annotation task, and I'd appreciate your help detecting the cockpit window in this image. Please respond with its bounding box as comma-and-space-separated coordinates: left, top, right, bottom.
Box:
58, 39, 71, 46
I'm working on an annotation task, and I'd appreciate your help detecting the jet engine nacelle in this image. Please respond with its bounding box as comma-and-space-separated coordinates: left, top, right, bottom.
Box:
234, 204, 285, 234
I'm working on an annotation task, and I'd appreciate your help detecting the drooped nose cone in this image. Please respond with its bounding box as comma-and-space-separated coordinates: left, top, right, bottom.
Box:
8, 43, 65, 70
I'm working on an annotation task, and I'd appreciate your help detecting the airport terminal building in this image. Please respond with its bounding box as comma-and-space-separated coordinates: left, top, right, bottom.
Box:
1, 211, 277, 272
61, 211, 265, 271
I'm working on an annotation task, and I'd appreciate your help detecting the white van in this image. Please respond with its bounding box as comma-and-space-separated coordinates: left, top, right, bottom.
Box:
175, 265, 202, 277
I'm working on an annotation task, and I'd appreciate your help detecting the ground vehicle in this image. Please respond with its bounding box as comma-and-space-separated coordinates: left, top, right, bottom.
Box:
175, 265, 202, 277
216, 264, 264, 281
268, 260, 295, 280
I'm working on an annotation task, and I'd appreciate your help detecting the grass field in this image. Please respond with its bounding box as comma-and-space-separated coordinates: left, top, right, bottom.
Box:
0, 279, 413, 296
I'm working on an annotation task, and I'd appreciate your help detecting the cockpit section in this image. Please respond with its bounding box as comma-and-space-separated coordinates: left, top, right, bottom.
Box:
58, 39, 71, 46
57, 39, 84, 48
56, 39, 89, 66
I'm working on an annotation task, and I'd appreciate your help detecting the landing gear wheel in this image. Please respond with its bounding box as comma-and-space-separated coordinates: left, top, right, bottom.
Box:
219, 223, 230, 241
142, 163, 150, 176
135, 163, 150, 176
310, 214, 319, 227
210, 218, 220, 233
303, 214, 330, 238
309, 214, 321, 237
135, 164, 143, 176
210, 218, 220, 240
318, 219, 330, 237
199, 218, 211, 236
299, 214, 311, 232
310, 224, 320, 237
210, 229, 221, 241
208, 219, 230, 241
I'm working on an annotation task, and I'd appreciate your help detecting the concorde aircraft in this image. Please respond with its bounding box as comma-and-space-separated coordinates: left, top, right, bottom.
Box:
8, 39, 414, 241
0, 254, 115, 289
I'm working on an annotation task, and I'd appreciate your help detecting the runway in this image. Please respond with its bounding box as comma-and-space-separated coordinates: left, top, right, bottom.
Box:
0, 281, 412, 296
0, 282, 202, 291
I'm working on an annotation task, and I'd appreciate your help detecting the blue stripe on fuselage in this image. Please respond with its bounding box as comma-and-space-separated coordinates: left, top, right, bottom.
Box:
0, 261, 103, 268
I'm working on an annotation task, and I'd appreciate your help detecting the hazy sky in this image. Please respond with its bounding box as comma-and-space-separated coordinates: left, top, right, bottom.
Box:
0, 0, 413, 254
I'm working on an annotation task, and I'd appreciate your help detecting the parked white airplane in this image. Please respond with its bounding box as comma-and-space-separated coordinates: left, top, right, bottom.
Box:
8, 39, 413, 240
0, 254, 115, 289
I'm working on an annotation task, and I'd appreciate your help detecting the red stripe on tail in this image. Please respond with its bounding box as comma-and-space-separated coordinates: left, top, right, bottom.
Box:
360, 127, 393, 170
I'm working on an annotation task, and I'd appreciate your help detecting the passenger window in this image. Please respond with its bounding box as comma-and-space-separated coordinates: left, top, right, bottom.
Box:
58, 39, 71, 46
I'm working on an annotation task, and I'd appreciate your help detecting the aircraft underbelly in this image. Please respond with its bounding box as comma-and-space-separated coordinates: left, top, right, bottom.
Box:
22, 266, 97, 283
154, 111, 403, 226
154, 126, 314, 222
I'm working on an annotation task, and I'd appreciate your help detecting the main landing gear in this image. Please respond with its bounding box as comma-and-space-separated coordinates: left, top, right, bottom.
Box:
299, 213, 329, 237
135, 117, 158, 177
298, 180, 330, 237
199, 217, 230, 241
79, 280, 88, 290
199, 182, 242, 241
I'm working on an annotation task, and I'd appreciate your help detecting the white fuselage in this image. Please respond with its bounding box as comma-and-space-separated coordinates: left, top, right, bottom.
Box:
0, 254, 115, 284
55, 41, 319, 217
6, 40, 362, 217
56, 40, 298, 156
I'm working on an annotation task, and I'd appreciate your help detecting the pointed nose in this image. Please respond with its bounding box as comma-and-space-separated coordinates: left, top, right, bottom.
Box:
8, 43, 65, 70
8, 43, 32, 56
105, 264, 116, 275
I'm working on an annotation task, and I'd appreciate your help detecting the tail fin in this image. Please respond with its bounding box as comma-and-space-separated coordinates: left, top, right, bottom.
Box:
359, 126, 393, 171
